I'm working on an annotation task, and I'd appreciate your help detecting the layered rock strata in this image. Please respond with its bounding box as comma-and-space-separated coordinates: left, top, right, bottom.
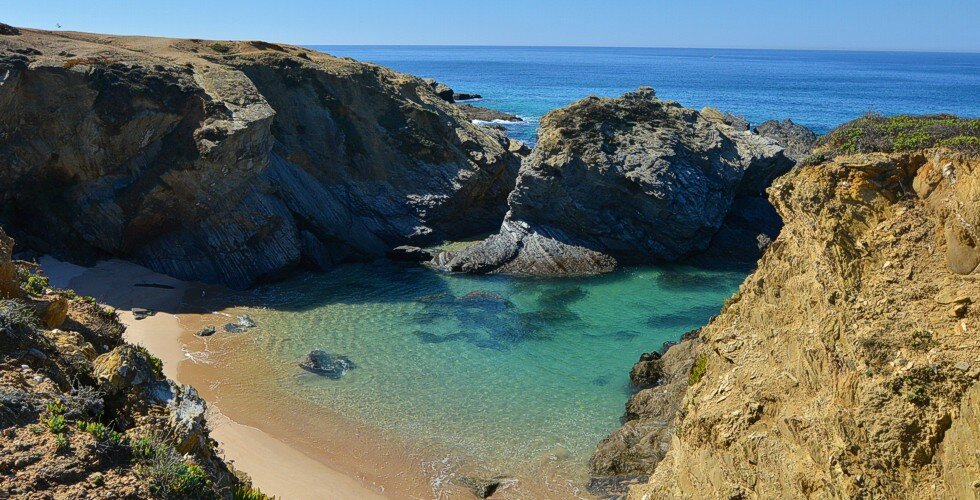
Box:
0, 29, 523, 287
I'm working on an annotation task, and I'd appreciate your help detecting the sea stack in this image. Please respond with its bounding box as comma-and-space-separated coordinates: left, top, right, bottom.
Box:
436, 87, 794, 275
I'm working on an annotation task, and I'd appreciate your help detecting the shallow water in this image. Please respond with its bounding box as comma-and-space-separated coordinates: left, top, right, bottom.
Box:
209, 262, 745, 489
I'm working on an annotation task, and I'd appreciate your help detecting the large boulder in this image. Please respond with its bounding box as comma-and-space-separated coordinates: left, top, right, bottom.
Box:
92, 345, 162, 395
754, 118, 818, 160
0, 30, 522, 288
438, 87, 793, 275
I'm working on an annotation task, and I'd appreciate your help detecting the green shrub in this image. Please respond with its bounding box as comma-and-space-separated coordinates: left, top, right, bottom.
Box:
55, 433, 70, 452
45, 414, 67, 434
23, 273, 50, 295
78, 421, 126, 448
209, 43, 231, 53
688, 354, 708, 386
907, 329, 934, 350
906, 385, 929, 406
133, 433, 215, 499
233, 484, 272, 500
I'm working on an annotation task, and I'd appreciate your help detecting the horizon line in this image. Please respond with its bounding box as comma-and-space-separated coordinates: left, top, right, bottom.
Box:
302, 43, 980, 56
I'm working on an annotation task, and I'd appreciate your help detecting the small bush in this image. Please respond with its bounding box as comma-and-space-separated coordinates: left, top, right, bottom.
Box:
233, 484, 272, 500
55, 433, 70, 452
22, 273, 50, 295
906, 385, 929, 406
45, 414, 67, 434
133, 433, 215, 499
209, 43, 231, 53
0, 299, 41, 336
78, 421, 126, 448
688, 354, 708, 386
907, 329, 934, 350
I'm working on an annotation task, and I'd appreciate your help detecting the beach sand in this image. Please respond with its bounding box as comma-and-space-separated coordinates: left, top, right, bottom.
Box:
40, 257, 436, 499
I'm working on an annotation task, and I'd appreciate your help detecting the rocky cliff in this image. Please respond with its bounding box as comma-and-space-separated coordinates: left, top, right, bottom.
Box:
0, 227, 262, 498
437, 87, 794, 276
595, 115, 980, 497
0, 27, 522, 288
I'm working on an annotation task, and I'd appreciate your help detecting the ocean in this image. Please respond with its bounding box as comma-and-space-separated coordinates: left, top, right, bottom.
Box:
312, 45, 980, 145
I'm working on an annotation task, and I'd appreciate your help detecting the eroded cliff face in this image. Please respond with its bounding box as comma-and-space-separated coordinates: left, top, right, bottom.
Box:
618, 149, 979, 498
0, 29, 521, 287
437, 87, 793, 276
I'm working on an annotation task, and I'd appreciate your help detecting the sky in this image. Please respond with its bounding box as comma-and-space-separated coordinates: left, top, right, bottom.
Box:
4, 0, 979, 52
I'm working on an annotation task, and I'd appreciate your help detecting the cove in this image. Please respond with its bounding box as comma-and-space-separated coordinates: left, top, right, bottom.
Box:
187, 261, 747, 491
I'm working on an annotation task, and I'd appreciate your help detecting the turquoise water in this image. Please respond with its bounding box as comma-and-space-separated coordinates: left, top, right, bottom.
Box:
311, 46, 980, 144
233, 262, 745, 480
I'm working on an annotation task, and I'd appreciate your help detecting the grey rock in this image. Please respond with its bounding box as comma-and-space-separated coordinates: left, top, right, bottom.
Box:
440, 88, 793, 276
754, 118, 819, 160
195, 326, 216, 337
701, 106, 750, 131
454, 92, 482, 101
423, 78, 456, 102
459, 104, 523, 123
223, 323, 245, 333
131, 308, 154, 320
236, 315, 256, 328
386, 245, 435, 263
299, 350, 356, 378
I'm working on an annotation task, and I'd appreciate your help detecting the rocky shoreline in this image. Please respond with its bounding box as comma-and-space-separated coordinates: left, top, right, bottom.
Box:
2, 23, 978, 500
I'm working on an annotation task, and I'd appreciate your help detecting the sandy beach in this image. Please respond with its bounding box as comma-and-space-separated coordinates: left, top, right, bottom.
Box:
40, 257, 431, 499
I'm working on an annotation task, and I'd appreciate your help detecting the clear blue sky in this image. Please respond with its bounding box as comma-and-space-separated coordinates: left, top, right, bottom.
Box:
4, 0, 979, 52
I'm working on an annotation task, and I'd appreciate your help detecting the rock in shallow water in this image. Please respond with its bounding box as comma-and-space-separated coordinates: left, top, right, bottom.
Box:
299, 350, 357, 379
386, 245, 435, 263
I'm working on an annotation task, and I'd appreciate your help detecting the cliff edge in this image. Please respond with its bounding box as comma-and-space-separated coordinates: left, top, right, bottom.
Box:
599, 115, 980, 498
0, 27, 523, 288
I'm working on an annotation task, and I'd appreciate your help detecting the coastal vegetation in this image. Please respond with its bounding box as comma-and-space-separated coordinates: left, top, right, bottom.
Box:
810, 112, 980, 162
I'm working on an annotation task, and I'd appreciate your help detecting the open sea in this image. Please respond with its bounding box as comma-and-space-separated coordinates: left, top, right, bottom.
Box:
312, 46, 980, 145
204, 46, 979, 495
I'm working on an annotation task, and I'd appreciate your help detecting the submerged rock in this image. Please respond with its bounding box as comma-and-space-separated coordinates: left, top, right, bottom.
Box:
438, 87, 793, 276
236, 315, 257, 328
458, 475, 517, 498
223, 323, 245, 333
196, 326, 217, 337
299, 350, 356, 378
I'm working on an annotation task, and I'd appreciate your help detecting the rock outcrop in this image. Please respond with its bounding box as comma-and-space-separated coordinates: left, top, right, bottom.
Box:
0, 227, 260, 498
596, 141, 980, 497
754, 118, 819, 160
0, 29, 522, 288
438, 87, 793, 275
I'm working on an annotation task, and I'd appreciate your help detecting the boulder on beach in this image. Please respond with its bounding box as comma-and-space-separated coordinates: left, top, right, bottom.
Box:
299, 350, 357, 378
196, 326, 217, 337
